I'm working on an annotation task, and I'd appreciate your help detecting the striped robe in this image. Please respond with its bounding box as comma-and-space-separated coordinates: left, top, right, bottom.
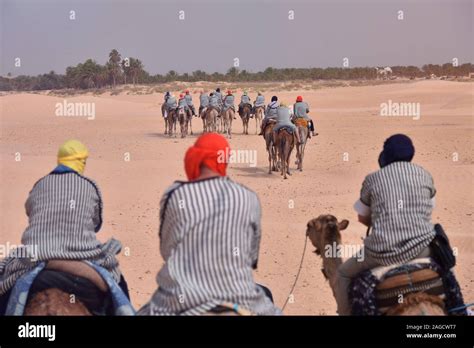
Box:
359, 162, 437, 265
138, 176, 281, 315
0, 171, 122, 295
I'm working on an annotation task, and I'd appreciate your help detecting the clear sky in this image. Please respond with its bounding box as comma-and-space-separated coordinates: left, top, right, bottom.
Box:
1, 0, 472, 76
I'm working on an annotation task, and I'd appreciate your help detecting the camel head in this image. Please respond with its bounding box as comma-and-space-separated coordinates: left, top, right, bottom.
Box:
306, 215, 349, 255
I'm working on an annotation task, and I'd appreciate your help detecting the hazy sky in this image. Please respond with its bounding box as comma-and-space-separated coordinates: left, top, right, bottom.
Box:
1, 0, 472, 76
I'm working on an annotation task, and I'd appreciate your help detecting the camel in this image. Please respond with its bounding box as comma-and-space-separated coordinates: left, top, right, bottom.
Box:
254, 106, 264, 135
222, 107, 234, 139
203, 107, 218, 133
161, 104, 168, 135
294, 118, 309, 171
167, 109, 178, 137
306, 215, 446, 316
264, 120, 279, 174
24, 260, 109, 316
240, 104, 252, 135
178, 107, 189, 138
185, 107, 193, 136
214, 110, 224, 133
274, 128, 295, 179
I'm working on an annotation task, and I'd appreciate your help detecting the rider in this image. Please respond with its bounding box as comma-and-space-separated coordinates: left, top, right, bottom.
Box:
0, 140, 129, 314
178, 93, 188, 113
208, 92, 220, 114
293, 96, 317, 137
254, 92, 265, 113
223, 90, 236, 119
184, 90, 196, 116
335, 134, 437, 315
272, 103, 302, 144
238, 90, 252, 116
165, 94, 177, 115
215, 87, 223, 109
258, 96, 279, 135
162, 91, 171, 117
199, 90, 209, 116
137, 133, 281, 315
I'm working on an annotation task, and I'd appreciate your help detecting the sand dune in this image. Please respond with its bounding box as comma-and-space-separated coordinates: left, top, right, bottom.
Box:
0, 80, 472, 314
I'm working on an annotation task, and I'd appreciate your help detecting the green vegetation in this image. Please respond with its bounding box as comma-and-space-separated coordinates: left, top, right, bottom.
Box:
1, 49, 472, 91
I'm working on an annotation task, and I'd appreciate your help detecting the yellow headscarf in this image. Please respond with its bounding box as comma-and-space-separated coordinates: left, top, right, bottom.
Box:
57, 140, 89, 174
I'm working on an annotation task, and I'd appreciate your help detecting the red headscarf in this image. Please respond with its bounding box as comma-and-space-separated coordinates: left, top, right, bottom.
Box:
184, 133, 230, 181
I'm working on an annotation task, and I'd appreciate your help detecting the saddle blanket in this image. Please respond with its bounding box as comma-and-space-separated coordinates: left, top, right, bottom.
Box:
6, 261, 135, 316
349, 258, 466, 315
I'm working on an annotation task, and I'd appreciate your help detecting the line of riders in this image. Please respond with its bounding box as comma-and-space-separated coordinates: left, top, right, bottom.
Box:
161, 87, 319, 142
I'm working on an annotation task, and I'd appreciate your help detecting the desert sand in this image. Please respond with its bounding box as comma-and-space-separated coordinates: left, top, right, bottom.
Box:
0, 80, 472, 314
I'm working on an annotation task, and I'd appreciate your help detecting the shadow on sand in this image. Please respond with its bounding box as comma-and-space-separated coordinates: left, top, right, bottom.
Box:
231, 165, 281, 179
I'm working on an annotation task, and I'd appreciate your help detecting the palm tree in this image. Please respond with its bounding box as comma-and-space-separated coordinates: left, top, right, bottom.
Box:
108, 49, 122, 88
129, 58, 144, 85
121, 60, 130, 85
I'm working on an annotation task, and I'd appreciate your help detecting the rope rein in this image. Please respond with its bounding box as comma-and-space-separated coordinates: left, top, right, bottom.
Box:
281, 235, 308, 312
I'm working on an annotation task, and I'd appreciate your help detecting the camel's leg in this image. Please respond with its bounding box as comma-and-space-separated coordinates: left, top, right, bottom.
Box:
268, 149, 272, 174
300, 143, 305, 171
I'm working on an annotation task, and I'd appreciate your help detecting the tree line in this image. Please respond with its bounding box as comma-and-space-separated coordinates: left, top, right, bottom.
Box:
1, 49, 472, 91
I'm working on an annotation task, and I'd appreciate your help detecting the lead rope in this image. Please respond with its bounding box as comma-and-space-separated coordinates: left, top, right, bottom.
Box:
281, 235, 308, 312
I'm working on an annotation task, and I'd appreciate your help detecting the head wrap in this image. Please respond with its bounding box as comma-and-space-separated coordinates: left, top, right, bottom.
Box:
184, 133, 230, 181
378, 134, 415, 168
57, 139, 89, 174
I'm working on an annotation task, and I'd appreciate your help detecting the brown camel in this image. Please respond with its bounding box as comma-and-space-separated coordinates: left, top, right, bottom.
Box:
24, 260, 109, 316
240, 104, 251, 135
294, 118, 309, 171
264, 121, 279, 174
306, 215, 446, 316
204, 107, 218, 133
186, 107, 193, 135
178, 107, 190, 138
223, 107, 234, 139
274, 128, 295, 179
254, 106, 264, 134
167, 109, 178, 137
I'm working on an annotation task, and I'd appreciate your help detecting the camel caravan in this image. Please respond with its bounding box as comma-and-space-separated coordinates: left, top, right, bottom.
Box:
161, 88, 318, 179
0, 133, 469, 317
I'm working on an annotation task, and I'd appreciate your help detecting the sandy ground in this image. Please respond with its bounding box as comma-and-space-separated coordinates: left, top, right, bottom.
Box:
0, 80, 472, 314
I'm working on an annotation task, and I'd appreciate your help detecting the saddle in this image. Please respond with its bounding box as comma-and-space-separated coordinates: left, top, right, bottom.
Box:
373, 259, 444, 312
350, 258, 447, 315
46, 260, 108, 292
25, 260, 112, 315
277, 125, 295, 134
294, 117, 308, 128
262, 120, 277, 134
204, 302, 254, 316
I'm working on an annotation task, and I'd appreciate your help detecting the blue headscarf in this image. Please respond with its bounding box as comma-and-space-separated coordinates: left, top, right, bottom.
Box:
378, 134, 415, 168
